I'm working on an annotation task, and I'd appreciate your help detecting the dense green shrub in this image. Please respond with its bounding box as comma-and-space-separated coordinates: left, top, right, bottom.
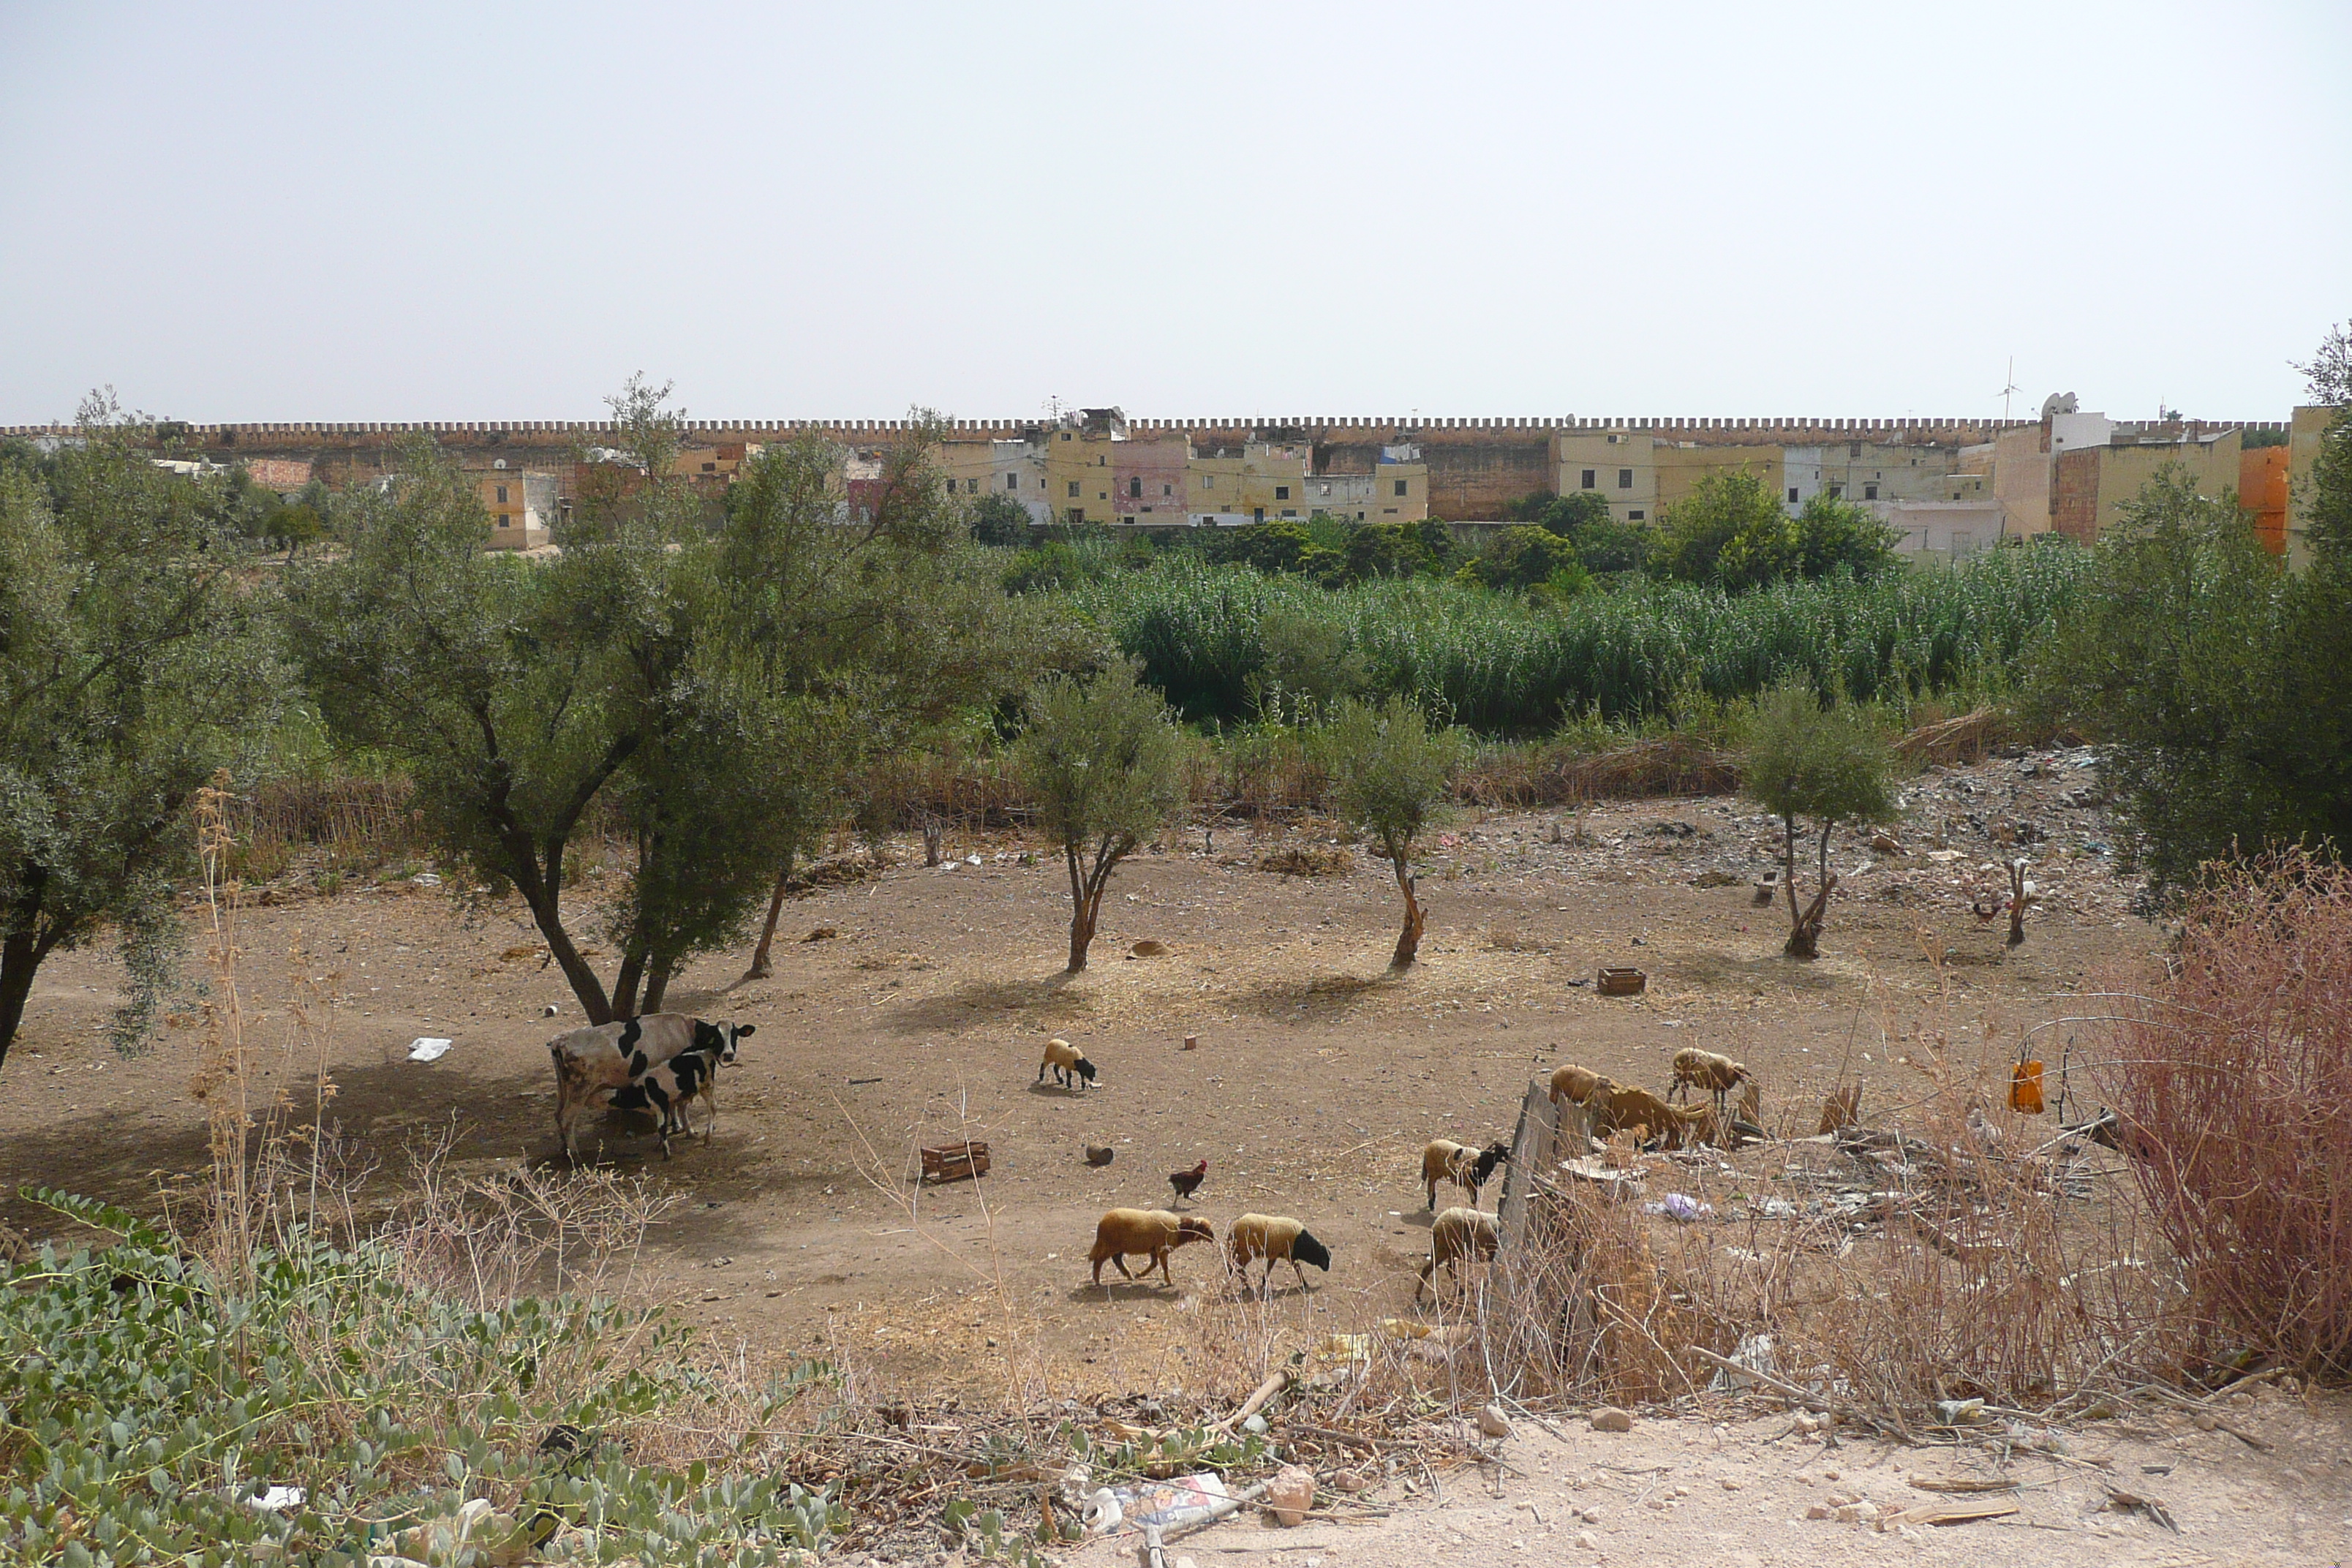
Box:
1076, 545, 2085, 734
2032, 465, 2352, 891
0, 1192, 845, 1566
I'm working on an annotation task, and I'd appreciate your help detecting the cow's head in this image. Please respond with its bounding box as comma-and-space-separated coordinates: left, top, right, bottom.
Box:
693, 1019, 755, 1064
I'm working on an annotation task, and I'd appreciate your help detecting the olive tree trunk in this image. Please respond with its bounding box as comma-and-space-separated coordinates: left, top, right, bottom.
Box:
1388, 859, 1426, 970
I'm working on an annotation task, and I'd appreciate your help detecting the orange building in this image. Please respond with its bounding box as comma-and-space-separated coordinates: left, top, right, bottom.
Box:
2240, 444, 2290, 555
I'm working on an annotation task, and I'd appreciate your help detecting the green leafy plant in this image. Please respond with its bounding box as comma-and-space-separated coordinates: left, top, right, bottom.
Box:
1740, 681, 1896, 959
1316, 697, 1470, 968
1013, 660, 1194, 971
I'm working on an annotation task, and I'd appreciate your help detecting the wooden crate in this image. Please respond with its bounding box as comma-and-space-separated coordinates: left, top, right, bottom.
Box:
919, 1141, 990, 1183
1597, 966, 1647, 997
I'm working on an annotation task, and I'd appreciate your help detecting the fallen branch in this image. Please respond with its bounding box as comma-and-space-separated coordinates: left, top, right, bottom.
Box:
1686, 1346, 1910, 1441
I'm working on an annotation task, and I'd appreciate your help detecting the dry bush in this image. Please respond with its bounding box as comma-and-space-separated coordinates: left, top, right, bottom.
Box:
1468, 1017, 2192, 1425
2095, 849, 2352, 1379
1257, 843, 1354, 878
1459, 734, 1738, 808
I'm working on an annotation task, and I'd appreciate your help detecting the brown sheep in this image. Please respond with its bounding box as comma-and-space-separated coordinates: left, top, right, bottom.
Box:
1603, 1085, 1711, 1150
1668, 1047, 1752, 1118
1416, 1206, 1499, 1300
1226, 1213, 1334, 1294
1419, 1138, 1509, 1210
1548, 1063, 1607, 1107
1088, 1208, 1214, 1286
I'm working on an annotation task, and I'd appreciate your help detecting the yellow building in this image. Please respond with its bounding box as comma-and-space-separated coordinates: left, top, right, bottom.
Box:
1652, 442, 1782, 513
2287, 404, 2340, 570
1042, 409, 1127, 525
1552, 429, 1656, 523
2052, 427, 2241, 545
477, 469, 555, 549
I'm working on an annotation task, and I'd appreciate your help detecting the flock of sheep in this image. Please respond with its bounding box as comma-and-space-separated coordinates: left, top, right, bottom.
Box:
1063, 1037, 1764, 1306
538, 1011, 1763, 1313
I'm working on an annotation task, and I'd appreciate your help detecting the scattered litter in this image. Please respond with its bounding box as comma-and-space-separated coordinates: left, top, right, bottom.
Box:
1645, 1193, 1713, 1221
406, 1037, 453, 1063
1708, 1333, 1776, 1391
1932, 1398, 1989, 1426
241, 1483, 305, 1512
412, 872, 441, 886
1087, 1473, 1231, 1536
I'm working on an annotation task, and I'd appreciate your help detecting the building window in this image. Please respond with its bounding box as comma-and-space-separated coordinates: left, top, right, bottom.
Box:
1319, 482, 1331, 496
1827, 484, 1843, 500
1863, 483, 1877, 501
1629, 510, 1645, 521
1394, 478, 1409, 497
1066, 508, 1085, 524
1067, 481, 1080, 498
1062, 432, 1072, 442
1281, 509, 1296, 518
1275, 486, 1289, 500
1618, 469, 1633, 489
1128, 477, 1142, 499
1254, 508, 1265, 523
701, 462, 716, 472
1202, 475, 1213, 489
1162, 483, 1173, 497
495, 485, 509, 505
1006, 473, 1019, 489
1848, 442, 1861, 458
1580, 469, 1596, 489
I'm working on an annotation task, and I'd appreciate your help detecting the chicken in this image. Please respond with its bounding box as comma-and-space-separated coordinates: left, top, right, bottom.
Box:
1168, 1158, 1208, 1203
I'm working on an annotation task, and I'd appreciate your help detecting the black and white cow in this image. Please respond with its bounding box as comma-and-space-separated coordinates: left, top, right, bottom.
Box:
610, 1028, 745, 1156
548, 1014, 755, 1160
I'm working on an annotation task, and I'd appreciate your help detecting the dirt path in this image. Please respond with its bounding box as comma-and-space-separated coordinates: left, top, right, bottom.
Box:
1055, 1389, 2352, 1567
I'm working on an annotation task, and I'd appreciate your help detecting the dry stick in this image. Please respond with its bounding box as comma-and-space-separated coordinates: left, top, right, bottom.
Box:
1213, 1369, 1294, 1436
1685, 1346, 1904, 1440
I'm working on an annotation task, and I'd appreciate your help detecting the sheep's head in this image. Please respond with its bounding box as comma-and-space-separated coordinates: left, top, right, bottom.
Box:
1473, 1140, 1511, 1183
1072, 1055, 1097, 1084
1173, 1218, 1215, 1245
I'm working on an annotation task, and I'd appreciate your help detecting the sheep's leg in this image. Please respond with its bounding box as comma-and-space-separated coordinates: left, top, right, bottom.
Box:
1291, 1259, 1310, 1293
1111, 1254, 1137, 1281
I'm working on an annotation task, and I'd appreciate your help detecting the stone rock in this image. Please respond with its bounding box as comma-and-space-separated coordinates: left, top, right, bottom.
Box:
1264, 1464, 1316, 1527
1574, 1532, 1600, 1551
1720, 1477, 1743, 1490
1590, 1406, 1633, 1433
1331, 1470, 1372, 1493
1478, 1403, 1512, 1439
1805, 1503, 1832, 1520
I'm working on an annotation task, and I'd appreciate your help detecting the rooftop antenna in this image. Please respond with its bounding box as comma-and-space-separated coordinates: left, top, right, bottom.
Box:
1997, 358, 2022, 420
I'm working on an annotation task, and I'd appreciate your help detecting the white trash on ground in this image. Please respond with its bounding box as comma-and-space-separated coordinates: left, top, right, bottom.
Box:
406, 1038, 453, 1062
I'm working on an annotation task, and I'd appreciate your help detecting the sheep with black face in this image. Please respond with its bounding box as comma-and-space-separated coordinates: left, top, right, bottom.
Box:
1037, 1037, 1098, 1090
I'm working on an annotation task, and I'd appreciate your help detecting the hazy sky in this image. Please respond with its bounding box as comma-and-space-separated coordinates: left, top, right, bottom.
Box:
3, 2, 2345, 426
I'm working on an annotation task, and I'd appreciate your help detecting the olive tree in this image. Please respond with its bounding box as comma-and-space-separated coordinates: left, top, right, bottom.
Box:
1014, 660, 1192, 972
0, 405, 279, 1067
1740, 682, 1895, 960
1316, 697, 1469, 970
290, 384, 1024, 1021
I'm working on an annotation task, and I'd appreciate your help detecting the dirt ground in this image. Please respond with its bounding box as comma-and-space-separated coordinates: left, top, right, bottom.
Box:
14, 747, 2341, 1558
1058, 1392, 2352, 1568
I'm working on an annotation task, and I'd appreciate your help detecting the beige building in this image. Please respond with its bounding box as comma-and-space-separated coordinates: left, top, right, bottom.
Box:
2287, 404, 2340, 569
1654, 442, 1782, 513
1782, 441, 1962, 511
478, 468, 555, 549
1552, 428, 1657, 523
2052, 425, 2241, 545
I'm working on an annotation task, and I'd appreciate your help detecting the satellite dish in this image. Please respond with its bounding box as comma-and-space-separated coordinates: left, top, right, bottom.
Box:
2039, 392, 2078, 420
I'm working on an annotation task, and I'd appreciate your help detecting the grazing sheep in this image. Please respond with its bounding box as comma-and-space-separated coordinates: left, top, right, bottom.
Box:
548, 1016, 754, 1161
1419, 1138, 1509, 1210
1548, 1063, 1607, 1108
1037, 1037, 1098, 1090
1226, 1213, 1333, 1294
607, 1029, 742, 1157
1602, 1085, 1710, 1150
1416, 1206, 1500, 1300
1668, 1048, 1752, 1118
1088, 1208, 1215, 1286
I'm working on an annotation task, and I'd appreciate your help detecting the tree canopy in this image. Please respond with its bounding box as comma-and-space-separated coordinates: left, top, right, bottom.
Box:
1316, 697, 1469, 969
1013, 660, 1194, 972
287, 388, 1032, 1020
1741, 681, 1896, 958
0, 405, 280, 1065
